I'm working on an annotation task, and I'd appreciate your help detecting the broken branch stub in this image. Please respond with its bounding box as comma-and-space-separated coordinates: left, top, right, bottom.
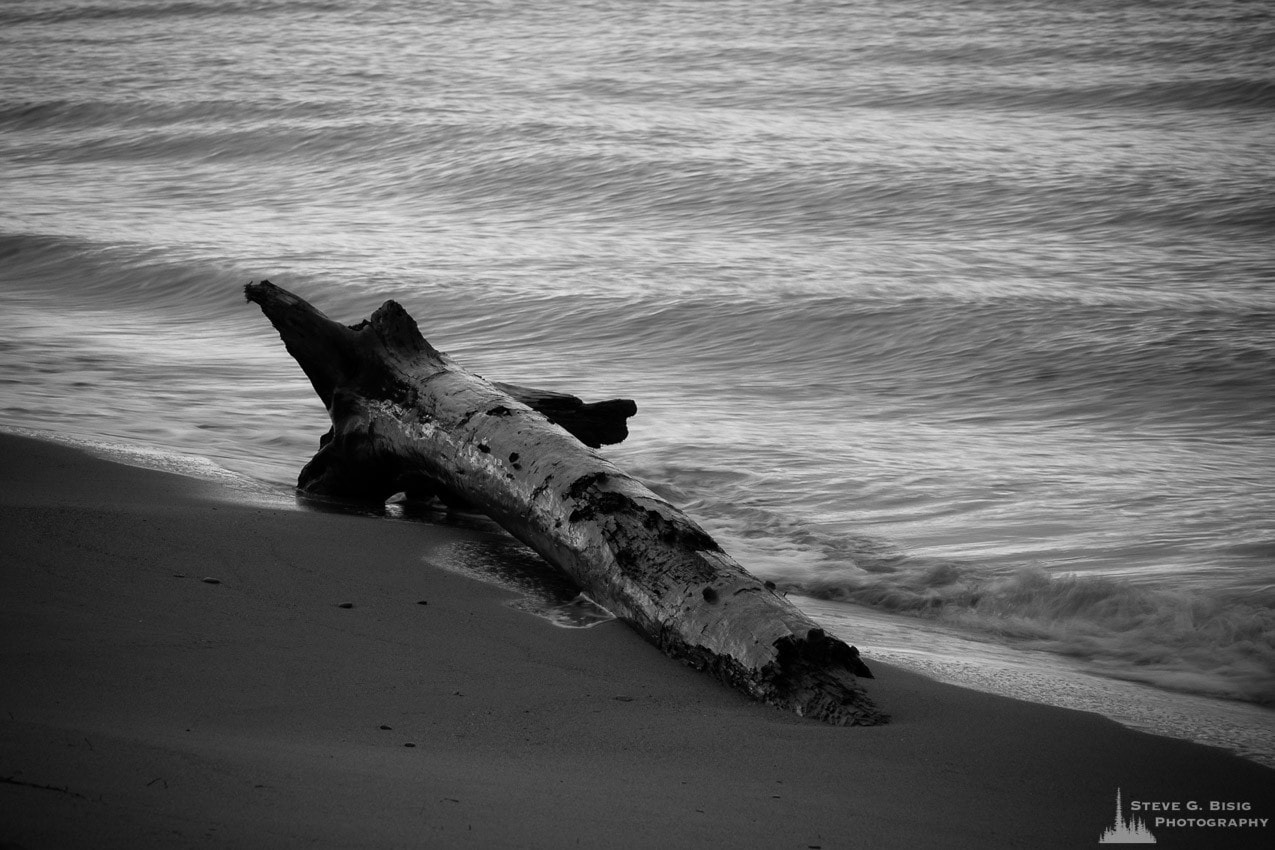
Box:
245, 280, 885, 725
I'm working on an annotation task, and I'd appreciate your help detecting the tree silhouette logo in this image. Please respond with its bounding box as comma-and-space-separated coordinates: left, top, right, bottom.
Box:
1099, 788, 1156, 844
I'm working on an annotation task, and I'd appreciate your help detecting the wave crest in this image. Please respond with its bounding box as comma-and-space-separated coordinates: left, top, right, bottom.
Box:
798, 563, 1275, 704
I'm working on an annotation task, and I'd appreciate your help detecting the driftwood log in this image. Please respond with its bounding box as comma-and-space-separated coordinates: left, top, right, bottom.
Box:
245, 281, 885, 725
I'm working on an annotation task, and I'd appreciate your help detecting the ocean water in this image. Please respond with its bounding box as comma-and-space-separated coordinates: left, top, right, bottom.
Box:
2, 0, 1273, 763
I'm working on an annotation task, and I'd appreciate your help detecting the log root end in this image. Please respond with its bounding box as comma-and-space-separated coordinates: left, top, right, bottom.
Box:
767, 631, 888, 726
661, 629, 889, 726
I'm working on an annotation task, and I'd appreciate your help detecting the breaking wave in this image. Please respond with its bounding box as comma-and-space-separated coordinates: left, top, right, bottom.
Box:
795, 563, 1275, 705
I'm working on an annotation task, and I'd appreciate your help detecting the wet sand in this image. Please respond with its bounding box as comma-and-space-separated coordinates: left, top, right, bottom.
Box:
1, 432, 1270, 849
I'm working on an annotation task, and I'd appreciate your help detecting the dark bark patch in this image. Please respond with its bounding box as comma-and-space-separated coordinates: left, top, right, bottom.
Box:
642, 508, 721, 552
568, 487, 634, 524
565, 471, 608, 501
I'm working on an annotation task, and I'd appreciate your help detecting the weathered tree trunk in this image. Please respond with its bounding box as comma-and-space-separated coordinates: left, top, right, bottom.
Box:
245, 280, 885, 725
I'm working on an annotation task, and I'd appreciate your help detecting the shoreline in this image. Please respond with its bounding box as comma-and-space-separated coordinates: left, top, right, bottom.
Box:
798, 595, 1275, 769
2, 431, 1272, 848
10, 424, 1273, 767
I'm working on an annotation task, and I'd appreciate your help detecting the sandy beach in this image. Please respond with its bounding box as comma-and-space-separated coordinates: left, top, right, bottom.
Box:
1, 432, 1270, 849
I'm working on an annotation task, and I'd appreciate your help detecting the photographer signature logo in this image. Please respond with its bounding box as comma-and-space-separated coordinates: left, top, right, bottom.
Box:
1099, 788, 1156, 844
1099, 787, 1268, 842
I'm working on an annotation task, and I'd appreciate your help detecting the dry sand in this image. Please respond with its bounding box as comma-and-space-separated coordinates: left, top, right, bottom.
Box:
1, 432, 1271, 849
